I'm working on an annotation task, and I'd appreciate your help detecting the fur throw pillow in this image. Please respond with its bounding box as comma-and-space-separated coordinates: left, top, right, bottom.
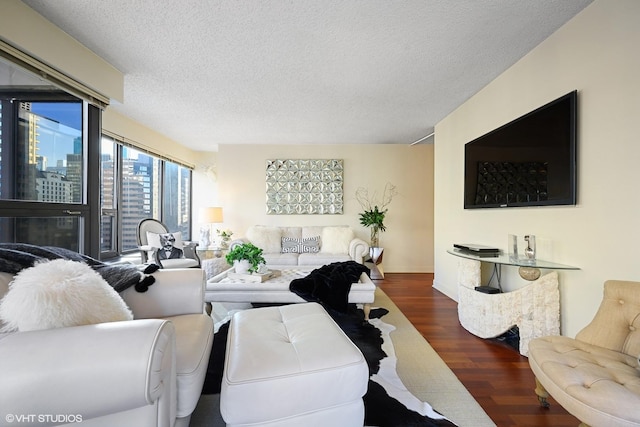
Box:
246, 226, 282, 253
0, 259, 133, 332
320, 227, 354, 254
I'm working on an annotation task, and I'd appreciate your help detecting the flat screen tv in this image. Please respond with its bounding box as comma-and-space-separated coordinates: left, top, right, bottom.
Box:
464, 90, 577, 209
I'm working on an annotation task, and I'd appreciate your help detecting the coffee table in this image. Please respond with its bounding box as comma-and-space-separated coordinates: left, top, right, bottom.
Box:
205, 265, 376, 318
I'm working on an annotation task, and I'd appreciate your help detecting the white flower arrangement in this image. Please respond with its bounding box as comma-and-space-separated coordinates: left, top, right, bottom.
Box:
216, 229, 234, 249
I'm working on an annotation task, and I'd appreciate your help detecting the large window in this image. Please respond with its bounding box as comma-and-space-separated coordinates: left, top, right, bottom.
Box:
0, 55, 192, 259
100, 135, 193, 258
100, 138, 117, 255
14, 101, 83, 204
163, 161, 192, 236
0, 57, 97, 252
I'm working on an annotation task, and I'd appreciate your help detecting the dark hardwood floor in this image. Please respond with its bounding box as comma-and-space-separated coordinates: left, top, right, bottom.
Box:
377, 273, 580, 427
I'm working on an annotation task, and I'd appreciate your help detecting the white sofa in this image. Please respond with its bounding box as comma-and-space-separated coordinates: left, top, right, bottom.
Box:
0, 268, 213, 427
230, 225, 369, 266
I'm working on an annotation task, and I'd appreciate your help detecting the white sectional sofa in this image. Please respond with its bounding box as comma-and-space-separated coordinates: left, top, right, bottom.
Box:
230, 225, 369, 266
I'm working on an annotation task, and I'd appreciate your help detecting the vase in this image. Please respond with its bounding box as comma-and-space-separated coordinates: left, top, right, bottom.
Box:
524, 235, 536, 260
233, 259, 251, 274
370, 226, 380, 248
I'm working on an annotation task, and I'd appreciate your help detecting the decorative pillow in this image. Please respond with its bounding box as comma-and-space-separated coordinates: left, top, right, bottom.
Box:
0, 259, 133, 332
281, 236, 321, 254
246, 226, 282, 253
146, 231, 185, 260
320, 227, 354, 254
302, 226, 323, 239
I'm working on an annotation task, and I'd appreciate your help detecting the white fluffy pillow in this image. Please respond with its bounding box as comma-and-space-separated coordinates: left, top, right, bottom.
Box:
320, 227, 354, 254
246, 226, 282, 253
0, 272, 12, 332
0, 259, 133, 332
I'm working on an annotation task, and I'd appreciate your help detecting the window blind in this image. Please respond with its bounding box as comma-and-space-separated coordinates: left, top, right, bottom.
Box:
102, 130, 195, 170
0, 40, 109, 109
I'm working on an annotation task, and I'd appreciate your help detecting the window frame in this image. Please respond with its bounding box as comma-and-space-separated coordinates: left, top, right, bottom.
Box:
0, 54, 193, 260
0, 96, 101, 255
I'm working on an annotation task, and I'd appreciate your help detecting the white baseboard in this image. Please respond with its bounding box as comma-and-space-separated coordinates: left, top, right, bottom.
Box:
432, 279, 458, 302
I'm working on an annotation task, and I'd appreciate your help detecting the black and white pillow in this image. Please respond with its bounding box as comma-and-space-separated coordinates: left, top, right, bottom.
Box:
281, 236, 320, 254
146, 232, 185, 260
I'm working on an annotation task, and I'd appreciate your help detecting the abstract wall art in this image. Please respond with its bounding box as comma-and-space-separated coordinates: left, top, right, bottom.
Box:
265, 159, 343, 214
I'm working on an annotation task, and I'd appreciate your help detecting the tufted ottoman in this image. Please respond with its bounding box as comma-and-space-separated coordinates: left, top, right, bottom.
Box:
220, 303, 369, 427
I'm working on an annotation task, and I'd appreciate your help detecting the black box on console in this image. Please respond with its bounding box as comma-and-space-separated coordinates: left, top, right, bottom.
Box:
474, 286, 501, 294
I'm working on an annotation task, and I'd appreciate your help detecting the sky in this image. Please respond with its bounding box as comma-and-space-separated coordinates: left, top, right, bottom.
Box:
31, 102, 82, 130
29, 102, 82, 167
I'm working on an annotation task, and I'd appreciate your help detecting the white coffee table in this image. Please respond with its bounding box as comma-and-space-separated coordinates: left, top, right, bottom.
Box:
205, 265, 376, 318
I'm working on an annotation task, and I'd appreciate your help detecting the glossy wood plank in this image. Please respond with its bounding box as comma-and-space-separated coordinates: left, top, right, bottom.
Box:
377, 273, 580, 427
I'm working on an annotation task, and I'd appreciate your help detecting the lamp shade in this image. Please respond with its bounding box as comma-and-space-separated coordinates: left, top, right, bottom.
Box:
199, 207, 223, 223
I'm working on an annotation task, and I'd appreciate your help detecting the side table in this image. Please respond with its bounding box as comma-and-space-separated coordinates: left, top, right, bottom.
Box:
364, 247, 384, 280
197, 248, 227, 260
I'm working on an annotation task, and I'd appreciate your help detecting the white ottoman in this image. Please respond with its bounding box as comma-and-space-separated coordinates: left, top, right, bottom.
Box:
220, 303, 369, 427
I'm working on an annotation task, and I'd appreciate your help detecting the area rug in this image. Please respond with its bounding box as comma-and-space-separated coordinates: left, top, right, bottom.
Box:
191, 288, 495, 427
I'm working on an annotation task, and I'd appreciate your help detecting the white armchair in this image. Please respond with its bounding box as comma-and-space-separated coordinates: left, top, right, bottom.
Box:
528, 279, 640, 427
0, 268, 213, 427
136, 218, 201, 269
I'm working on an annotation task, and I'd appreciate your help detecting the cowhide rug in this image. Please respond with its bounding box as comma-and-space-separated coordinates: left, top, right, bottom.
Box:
202, 303, 457, 427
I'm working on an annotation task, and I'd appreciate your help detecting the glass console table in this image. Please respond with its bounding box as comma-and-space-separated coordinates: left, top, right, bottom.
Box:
447, 248, 579, 356
447, 248, 578, 287
447, 248, 579, 270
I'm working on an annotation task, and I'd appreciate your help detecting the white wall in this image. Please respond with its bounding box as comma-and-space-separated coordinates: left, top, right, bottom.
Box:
433, 0, 640, 338
217, 144, 434, 273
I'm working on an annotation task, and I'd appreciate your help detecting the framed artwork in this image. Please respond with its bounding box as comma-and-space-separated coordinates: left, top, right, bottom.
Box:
265, 159, 343, 214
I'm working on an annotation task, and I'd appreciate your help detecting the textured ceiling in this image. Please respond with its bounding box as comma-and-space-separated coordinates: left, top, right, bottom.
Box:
22, 0, 592, 150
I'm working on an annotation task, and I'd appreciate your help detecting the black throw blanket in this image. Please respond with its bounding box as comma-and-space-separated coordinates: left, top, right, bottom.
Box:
0, 243, 159, 293
289, 261, 370, 312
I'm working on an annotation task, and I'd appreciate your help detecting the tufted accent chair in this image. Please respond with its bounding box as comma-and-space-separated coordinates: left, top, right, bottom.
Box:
528, 279, 640, 427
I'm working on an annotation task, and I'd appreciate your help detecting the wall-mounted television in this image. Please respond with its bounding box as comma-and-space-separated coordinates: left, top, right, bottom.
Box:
464, 90, 577, 209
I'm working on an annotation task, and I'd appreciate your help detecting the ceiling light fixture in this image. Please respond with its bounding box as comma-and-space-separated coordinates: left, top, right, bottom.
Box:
409, 131, 435, 146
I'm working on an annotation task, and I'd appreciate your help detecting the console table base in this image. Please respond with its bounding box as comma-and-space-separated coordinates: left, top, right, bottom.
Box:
456, 258, 560, 356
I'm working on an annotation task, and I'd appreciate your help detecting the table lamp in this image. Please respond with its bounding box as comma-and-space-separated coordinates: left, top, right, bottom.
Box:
198, 206, 223, 249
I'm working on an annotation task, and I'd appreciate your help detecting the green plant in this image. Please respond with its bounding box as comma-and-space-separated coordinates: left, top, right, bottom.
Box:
358, 206, 387, 247
356, 183, 398, 247
225, 242, 265, 273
